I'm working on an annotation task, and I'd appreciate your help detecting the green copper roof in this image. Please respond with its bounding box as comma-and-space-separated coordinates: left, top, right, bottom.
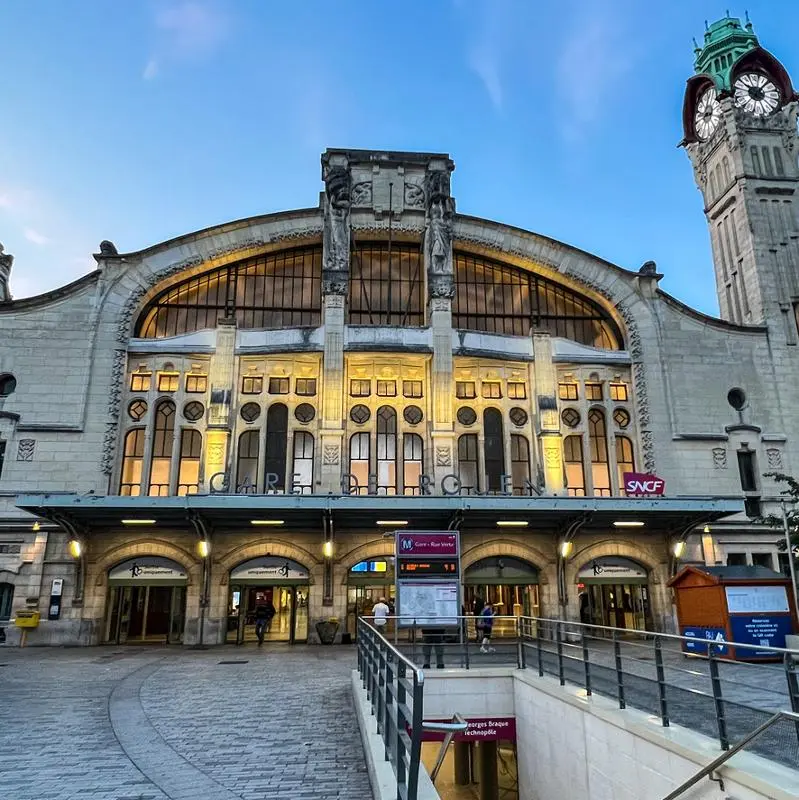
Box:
693, 14, 759, 91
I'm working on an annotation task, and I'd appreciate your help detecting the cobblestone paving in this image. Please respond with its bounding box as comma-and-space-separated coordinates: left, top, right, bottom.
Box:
0, 645, 373, 800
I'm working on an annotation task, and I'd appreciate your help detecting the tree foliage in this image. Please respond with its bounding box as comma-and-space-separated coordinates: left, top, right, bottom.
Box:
759, 473, 799, 570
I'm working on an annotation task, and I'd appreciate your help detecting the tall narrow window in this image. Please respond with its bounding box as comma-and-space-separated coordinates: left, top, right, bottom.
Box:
774, 148, 785, 177
722, 156, 731, 185
0, 582, 13, 621
510, 434, 531, 495
588, 409, 611, 497
177, 430, 201, 496
483, 408, 505, 493
563, 435, 586, 496
751, 146, 761, 176
762, 147, 774, 177
403, 433, 423, 495
119, 429, 145, 496
349, 432, 370, 494
616, 437, 635, 496
0, 439, 5, 481
292, 431, 314, 494
376, 406, 397, 495
458, 434, 479, 493
148, 401, 175, 496
236, 431, 260, 491
737, 449, 758, 492
264, 403, 288, 491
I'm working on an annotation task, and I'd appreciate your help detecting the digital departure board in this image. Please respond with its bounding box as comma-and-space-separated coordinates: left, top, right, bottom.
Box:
398, 560, 459, 577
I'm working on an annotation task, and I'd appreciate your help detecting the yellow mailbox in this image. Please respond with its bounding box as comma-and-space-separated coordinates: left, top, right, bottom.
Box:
14, 610, 40, 628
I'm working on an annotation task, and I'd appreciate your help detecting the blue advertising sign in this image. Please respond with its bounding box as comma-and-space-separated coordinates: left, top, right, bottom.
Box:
728, 615, 794, 659
682, 627, 728, 656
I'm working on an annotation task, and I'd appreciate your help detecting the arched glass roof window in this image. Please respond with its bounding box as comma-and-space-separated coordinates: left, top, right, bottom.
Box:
137, 245, 322, 338
453, 251, 623, 349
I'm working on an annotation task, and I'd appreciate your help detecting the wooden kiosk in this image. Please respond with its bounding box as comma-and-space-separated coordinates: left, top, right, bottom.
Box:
668, 565, 798, 661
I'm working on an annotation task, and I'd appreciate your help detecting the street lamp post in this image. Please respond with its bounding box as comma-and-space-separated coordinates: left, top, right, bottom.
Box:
781, 500, 799, 614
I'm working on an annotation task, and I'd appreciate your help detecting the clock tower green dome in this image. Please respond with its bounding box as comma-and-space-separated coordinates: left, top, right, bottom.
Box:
693, 13, 758, 92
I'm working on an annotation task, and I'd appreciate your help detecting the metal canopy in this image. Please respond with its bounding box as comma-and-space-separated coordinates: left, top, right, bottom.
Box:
15, 493, 743, 536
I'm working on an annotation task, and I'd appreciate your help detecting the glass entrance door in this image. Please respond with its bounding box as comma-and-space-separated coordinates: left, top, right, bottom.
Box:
226, 584, 308, 644
105, 585, 186, 644
584, 584, 649, 631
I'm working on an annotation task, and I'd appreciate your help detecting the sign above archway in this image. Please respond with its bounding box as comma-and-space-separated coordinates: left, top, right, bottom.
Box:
109, 557, 187, 584
578, 556, 648, 584
231, 557, 309, 582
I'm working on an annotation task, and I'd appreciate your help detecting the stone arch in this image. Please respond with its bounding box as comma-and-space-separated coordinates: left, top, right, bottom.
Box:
566, 538, 662, 587
217, 538, 319, 586
461, 539, 553, 574
91, 539, 199, 588
338, 539, 396, 584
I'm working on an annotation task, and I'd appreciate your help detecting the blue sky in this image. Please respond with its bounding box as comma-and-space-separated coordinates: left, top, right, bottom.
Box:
1, 1, 797, 315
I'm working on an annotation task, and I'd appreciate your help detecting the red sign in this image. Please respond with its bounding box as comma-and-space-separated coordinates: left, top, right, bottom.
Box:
397, 532, 459, 557
419, 717, 516, 742
623, 472, 665, 496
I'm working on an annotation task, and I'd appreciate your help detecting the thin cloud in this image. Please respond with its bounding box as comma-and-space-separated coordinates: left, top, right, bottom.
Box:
23, 228, 49, 246
469, 45, 503, 109
143, 1, 231, 79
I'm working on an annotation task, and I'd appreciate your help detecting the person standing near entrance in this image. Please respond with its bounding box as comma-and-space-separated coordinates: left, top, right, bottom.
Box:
254, 604, 270, 645
472, 594, 485, 643
479, 603, 496, 653
372, 597, 390, 630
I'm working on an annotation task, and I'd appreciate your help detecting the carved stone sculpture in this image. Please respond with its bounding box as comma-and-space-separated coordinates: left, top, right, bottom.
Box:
0, 243, 12, 302
323, 165, 351, 294
99, 240, 119, 256
639, 260, 658, 275
429, 274, 455, 299
351, 181, 372, 207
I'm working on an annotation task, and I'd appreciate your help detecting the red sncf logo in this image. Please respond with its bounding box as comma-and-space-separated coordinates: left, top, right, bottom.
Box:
623, 472, 665, 496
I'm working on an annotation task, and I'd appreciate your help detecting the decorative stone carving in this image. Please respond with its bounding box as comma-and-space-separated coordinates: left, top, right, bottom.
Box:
404, 182, 425, 208
640, 430, 656, 474
544, 446, 560, 468
17, 439, 35, 461
766, 448, 783, 469
351, 181, 372, 207
323, 165, 351, 274
435, 446, 452, 467
429, 274, 455, 300
99, 240, 119, 256
712, 447, 728, 469
426, 185, 454, 276
639, 260, 658, 275
429, 298, 450, 313
322, 273, 349, 296
323, 444, 340, 466
0, 243, 14, 271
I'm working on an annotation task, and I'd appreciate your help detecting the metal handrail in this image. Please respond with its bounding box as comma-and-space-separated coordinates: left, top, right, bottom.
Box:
661, 710, 799, 799
423, 714, 468, 783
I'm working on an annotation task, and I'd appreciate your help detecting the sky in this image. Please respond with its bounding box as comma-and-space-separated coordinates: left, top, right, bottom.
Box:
1, 1, 798, 315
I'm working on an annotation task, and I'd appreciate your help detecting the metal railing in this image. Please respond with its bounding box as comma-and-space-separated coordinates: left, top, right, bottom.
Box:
356, 617, 425, 800
423, 714, 468, 784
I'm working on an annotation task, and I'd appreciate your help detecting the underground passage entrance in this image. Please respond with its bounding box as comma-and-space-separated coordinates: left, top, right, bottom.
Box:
226, 557, 309, 644
105, 556, 187, 644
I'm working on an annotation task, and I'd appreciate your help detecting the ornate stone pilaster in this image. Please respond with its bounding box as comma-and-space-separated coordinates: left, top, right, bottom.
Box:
532, 332, 564, 494
321, 154, 352, 300
203, 318, 236, 489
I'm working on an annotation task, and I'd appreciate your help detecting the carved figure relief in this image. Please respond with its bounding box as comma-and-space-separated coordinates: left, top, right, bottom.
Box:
17, 439, 35, 461
712, 447, 728, 469
351, 181, 372, 207
435, 446, 452, 467
323, 444, 340, 466
766, 448, 783, 469
324, 166, 351, 274
429, 274, 455, 300
404, 182, 425, 208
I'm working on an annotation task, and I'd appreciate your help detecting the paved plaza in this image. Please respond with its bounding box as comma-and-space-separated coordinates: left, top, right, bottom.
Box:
0, 645, 373, 800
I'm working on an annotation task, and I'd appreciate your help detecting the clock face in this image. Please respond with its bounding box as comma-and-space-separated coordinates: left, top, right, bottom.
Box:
734, 72, 780, 116
695, 87, 722, 140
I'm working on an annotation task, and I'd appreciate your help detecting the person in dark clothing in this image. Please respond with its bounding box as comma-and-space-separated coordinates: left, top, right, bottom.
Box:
472, 594, 485, 642
254, 602, 275, 645
421, 628, 445, 669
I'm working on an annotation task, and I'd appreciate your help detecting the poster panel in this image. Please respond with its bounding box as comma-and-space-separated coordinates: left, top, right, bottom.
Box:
397, 580, 460, 626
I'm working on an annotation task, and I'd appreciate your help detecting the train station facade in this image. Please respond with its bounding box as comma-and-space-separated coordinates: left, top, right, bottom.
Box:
2, 17, 799, 646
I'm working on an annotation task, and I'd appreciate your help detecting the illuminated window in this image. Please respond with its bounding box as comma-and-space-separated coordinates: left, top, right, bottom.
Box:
157, 373, 179, 393
295, 378, 317, 396
458, 434, 479, 493
242, 376, 263, 394
376, 406, 397, 495
616, 436, 635, 496
558, 383, 578, 401
349, 432, 370, 495
402, 380, 423, 398
119, 429, 145, 496
609, 383, 628, 402
403, 433, 424, 495
185, 374, 207, 393
148, 401, 175, 496
563, 435, 586, 497
376, 380, 397, 397
456, 381, 476, 399
350, 243, 424, 326
292, 431, 314, 494
350, 379, 371, 397
236, 431, 259, 491
268, 377, 290, 395
137, 246, 323, 338
510, 434, 531, 495
264, 404, 288, 491
177, 430, 201, 496
482, 382, 502, 399
508, 382, 527, 400
483, 408, 504, 493
130, 372, 151, 392
585, 383, 603, 401
454, 251, 623, 348
588, 409, 610, 497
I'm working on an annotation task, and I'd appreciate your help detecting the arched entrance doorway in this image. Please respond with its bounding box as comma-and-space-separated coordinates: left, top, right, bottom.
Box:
346, 557, 395, 639
227, 556, 310, 644
105, 557, 187, 644
576, 556, 651, 631
464, 556, 540, 638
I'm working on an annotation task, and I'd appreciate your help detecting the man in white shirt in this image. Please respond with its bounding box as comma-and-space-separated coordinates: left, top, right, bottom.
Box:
372, 597, 390, 628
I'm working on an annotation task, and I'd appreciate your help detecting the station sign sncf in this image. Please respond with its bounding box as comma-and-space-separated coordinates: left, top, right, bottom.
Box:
622, 472, 666, 497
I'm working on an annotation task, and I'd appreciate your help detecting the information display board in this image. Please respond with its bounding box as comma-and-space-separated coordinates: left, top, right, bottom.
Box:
395, 531, 461, 628
725, 585, 789, 614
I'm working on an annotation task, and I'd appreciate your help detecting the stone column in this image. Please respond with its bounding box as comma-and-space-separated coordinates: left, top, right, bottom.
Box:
319, 152, 352, 493
204, 318, 237, 489
425, 163, 456, 491
531, 331, 564, 494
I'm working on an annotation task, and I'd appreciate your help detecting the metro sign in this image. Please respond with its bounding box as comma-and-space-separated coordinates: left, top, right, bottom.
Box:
623, 472, 666, 496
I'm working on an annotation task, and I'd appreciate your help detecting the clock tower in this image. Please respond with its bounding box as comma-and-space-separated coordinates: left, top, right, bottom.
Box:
682, 14, 799, 334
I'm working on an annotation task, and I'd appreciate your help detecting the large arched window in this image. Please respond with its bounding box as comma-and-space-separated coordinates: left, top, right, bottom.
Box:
376, 406, 397, 495
119, 428, 145, 496
264, 404, 288, 491
483, 408, 505, 493
349, 432, 370, 494
616, 436, 635, 496
403, 433, 424, 495
177, 430, 201, 495
350, 243, 423, 326
588, 409, 611, 497
292, 431, 314, 494
0, 582, 14, 621
236, 431, 259, 491
458, 434, 479, 493
137, 246, 323, 338
453, 252, 623, 349
564, 435, 586, 497
510, 434, 531, 495
149, 401, 175, 496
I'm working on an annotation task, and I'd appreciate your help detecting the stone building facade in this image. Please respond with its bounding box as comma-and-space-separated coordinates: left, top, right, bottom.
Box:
0, 16, 796, 646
